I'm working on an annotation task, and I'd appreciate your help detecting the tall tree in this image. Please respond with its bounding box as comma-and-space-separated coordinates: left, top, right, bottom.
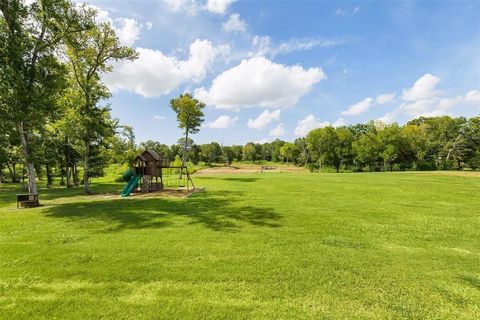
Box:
280, 142, 295, 165
0, 0, 73, 194
330, 127, 354, 172
121, 125, 136, 150
463, 116, 480, 170
402, 124, 428, 170
201, 142, 222, 164
294, 138, 309, 166
242, 143, 256, 162
64, 6, 137, 193
169, 93, 205, 166
306, 128, 328, 172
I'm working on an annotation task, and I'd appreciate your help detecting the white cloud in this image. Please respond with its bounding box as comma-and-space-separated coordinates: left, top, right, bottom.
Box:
401, 99, 439, 116
274, 38, 347, 54
379, 74, 480, 123
249, 36, 272, 57
254, 138, 271, 144
402, 73, 440, 101
115, 18, 140, 47
333, 118, 346, 127
195, 57, 325, 110
341, 97, 374, 116
465, 89, 480, 102
104, 39, 225, 97
269, 123, 286, 137
204, 115, 238, 129
341, 92, 396, 117
438, 90, 480, 110
145, 21, 153, 30
206, 0, 236, 14
335, 6, 360, 17
375, 92, 396, 105
162, 0, 235, 15
162, 0, 186, 11
294, 115, 330, 136
247, 109, 281, 129
378, 109, 402, 124
79, 4, 141, 47
153, 115, 166, 120
162, 0, 199, 15
223, 13, 247, 33
249, 35, 352, 57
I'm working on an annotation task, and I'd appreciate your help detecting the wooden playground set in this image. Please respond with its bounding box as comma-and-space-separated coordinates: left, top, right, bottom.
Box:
120, 150, 195, 197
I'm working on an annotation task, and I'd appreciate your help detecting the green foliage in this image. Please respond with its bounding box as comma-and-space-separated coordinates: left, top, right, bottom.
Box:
63, 4, 137, 193
0, 0, 73, 193
242, 142, 256, 162
279, 142, 295, 165
121, 168, 134, 182
170, 93, 205, 164
200, 142, 222, 164
173, 154, 182, 167
169, 93, 205, 135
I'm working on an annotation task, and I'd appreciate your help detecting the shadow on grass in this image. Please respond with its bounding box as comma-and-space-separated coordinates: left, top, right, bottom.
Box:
43, 190, 281, 232
0, 182, 123, 206
460, 274, 480, 290
41, 183, 123, 201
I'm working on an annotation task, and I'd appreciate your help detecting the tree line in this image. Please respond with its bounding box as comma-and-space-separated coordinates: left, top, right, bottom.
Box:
131, 115, 479, 173
0, 0, 136, 193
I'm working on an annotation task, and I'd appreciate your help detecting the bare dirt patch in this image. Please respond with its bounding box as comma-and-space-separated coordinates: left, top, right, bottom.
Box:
413, 171, 480, 178
195, 164, 307, 175
128, 188, 205, 198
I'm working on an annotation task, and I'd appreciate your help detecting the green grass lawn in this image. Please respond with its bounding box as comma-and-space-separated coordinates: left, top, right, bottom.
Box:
0, 171, 479, 319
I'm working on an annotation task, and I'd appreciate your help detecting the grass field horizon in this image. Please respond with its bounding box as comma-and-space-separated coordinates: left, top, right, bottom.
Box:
1, 169, 479, 319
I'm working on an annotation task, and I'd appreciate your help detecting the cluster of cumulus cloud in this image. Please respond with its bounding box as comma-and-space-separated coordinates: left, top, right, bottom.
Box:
82, 0, 478, 141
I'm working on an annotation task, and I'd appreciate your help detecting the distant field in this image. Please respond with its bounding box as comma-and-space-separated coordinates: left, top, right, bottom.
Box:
0, 171, 479, 319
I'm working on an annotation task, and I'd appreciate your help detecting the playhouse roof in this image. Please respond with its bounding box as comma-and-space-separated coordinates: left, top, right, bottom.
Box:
136, 149, 161, 161
145, 149, 161, 160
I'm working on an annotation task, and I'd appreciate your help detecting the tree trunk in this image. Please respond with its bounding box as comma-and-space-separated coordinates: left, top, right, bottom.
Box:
182, 129, 189, 166
73, 164, 79, 186
66, 164, 71, 187
83, 139, 91, 194
64, 135, 71, 187
46, 162, 52, 188
180, 130, 189, 179
60, 165, 65, 186
16, 122, 37, 194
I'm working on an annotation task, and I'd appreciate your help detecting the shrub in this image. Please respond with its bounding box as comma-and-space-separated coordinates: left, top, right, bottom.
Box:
416, 161, 437, 171
121, 168, 134, 182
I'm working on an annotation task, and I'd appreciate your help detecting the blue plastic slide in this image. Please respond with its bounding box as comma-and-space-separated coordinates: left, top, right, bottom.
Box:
121, 175, 140, 197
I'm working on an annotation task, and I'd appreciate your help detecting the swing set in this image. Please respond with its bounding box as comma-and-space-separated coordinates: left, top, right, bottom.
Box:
120, 149, 195, 197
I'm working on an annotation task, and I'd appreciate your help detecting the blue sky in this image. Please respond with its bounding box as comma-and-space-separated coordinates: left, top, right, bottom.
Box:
83, 0, 479, 145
